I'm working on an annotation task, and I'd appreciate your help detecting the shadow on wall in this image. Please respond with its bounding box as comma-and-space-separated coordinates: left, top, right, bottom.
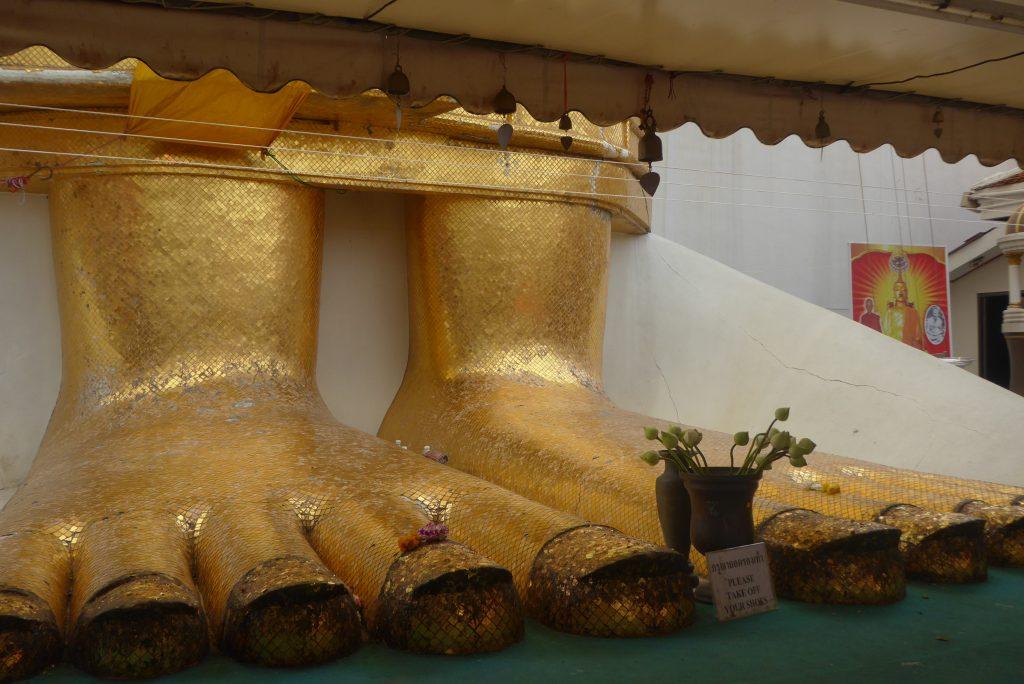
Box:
317, 191, 410, 434
0, 193, 59, 491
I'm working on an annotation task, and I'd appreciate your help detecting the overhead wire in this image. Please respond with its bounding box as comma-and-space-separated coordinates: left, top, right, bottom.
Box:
0, 144, 1002, 226
856, 153, 870, 243
899, 156, 913, 245
889, 148, 905, 246
922, 157, 937, 247
0, 113, 978, 210
854, 49, 1024, 89
0, 100, 982, 198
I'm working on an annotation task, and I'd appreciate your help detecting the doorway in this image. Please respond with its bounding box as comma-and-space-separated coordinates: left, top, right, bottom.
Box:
978, 291, 1011, 389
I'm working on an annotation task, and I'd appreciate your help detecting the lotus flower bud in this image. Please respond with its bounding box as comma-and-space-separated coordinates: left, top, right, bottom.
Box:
659, 432, 678, 449
770, 431, 790, 450
788, 453, 808, 468
683, 429, 702, 447
644, 426, 659, 440
733, 431, 749, 446
775, 407, 790, 421
640, 450, 660, 465
669, 425, 684, 437
797, 437, 816, 454
756, 453, 774, 471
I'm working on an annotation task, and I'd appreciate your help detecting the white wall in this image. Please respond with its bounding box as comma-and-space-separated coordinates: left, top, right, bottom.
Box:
316, 190, 409, 434
651, 125, 1018, 325
0, 194, 59, 491
603, 232, 1024, 486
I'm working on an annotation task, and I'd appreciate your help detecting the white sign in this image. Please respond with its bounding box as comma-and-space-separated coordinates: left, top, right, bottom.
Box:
706, 542, 778, 621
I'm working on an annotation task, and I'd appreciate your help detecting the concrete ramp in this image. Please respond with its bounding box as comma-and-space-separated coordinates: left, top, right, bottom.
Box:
605, 232, 1024, 485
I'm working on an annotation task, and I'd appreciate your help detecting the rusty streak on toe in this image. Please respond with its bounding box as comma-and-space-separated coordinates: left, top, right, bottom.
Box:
0, 590, 61, 681
377, 541, 523, 655
527, 525, 694, 637
758, 510, 906, 604
222, 556, 361, 668
70, 573, 207, 679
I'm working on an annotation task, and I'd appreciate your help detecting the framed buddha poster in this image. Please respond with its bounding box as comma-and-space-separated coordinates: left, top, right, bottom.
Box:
850, 243, 952, 357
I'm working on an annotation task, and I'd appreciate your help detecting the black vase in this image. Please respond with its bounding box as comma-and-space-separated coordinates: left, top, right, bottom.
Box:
654, 458, 697, 596
681, 467, 762, 555
655, 458, 691, 553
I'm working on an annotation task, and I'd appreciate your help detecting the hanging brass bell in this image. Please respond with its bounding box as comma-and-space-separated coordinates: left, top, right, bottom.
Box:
559, 113, 572, 131
638, 126, 663, 164
386, 65, 410, 97
815, 110, 831, 141
494, 86, 517, 115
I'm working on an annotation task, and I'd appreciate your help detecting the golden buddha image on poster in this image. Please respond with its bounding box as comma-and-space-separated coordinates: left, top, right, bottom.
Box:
850, 243, 951, 356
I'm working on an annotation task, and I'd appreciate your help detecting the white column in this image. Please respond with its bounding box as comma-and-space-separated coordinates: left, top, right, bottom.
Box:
997, 231, 1024, 397
1009, 254, 1022, 307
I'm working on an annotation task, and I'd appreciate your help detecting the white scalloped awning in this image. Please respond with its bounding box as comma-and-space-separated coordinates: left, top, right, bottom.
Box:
4, 0, 1024, 165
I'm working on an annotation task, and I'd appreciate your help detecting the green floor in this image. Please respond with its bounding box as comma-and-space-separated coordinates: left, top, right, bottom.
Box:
40, 569, 1024, 684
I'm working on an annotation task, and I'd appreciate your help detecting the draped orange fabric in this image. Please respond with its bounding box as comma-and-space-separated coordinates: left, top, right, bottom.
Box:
128, 63, 310, 149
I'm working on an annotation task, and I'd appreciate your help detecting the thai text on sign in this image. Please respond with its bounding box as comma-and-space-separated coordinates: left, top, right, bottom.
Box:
706, 542, 778, 621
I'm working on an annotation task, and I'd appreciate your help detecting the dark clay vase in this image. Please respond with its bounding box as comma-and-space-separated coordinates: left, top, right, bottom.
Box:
655, 458, 697, 595
655, 458, 692, 553
681, 467, 762, 555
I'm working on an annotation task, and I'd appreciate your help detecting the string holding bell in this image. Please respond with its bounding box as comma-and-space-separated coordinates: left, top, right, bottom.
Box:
637, 109, 663, 196
385, 37, 410, 129
494, 84, 517, 149
559, 54, 573, 150
932, 108, 944, 139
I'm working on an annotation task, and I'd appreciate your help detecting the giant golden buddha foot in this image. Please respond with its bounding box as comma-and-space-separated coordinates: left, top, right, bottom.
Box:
0, 172, 692, 681
767, 453, 1024, 566
379, 195, 1004, 602
693, 434, 991, 583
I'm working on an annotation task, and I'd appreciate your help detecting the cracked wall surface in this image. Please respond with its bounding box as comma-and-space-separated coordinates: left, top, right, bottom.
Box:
604, 232, 1024, 486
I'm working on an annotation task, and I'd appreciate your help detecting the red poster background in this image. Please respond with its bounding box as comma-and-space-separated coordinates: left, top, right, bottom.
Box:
850, 243, 951, 357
